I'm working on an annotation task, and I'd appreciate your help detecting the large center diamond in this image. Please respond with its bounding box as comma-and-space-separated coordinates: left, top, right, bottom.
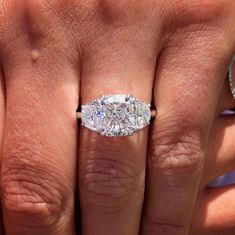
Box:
81, 95, 151, 137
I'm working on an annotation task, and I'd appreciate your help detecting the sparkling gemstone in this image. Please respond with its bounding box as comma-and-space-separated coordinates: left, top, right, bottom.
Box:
81, 94, 152, 137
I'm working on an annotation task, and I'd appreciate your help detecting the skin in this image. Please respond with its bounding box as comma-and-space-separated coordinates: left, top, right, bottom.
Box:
0, 0, 235, 234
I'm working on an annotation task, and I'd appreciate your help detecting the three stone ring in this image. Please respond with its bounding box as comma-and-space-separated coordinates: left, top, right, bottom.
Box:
76, 94, 157, 137
76, 56, 235, 137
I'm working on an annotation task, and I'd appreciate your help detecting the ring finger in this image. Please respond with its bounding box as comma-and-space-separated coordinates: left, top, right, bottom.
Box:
78, 11, 161, 235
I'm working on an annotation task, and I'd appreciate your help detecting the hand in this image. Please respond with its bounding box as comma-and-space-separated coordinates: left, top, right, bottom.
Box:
0, 1, 235, 235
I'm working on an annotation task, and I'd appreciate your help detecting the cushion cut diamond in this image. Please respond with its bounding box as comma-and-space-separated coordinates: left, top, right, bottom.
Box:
81, 95, 151, 137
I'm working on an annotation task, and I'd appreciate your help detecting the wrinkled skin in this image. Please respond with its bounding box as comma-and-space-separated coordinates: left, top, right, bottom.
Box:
0, 0, 235, 235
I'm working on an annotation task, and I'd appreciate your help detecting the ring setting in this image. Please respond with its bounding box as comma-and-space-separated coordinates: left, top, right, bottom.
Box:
77, 94, 156, 137
229, 55, 235, 99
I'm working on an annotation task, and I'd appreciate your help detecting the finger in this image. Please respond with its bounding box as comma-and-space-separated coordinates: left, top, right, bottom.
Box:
202, 114, 235, 187
191, 186, 235, 235
200, 67, 235, 186
78, 7, 160, 234
201, 60, 235, 187
0, 4, 79, 235
141, 2, 235, 234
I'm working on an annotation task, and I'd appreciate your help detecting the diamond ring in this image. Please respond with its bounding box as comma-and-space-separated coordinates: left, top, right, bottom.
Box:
76, 94, 157, 137
229, 54, 235, 99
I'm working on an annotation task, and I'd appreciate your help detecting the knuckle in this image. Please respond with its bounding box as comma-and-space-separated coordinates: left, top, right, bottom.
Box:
150, 139, 202, 170
0, 0, 80, 62
165, 0, 234, 43
2, 179, 63, 228
150, 117, 203, 170
2, 140, 70, 228
95, 0, 132, 23
0, 0, 44, 56
79, 149, 142, 209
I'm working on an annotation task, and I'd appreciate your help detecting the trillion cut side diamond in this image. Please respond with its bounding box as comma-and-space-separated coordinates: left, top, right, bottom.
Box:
81, 95, 151, 137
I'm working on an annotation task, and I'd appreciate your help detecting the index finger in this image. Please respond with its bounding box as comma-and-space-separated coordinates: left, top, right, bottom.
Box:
141, 1, 235, 234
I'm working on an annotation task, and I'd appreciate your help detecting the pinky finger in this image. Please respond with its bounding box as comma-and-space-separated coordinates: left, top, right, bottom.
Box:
201, 114, 235, 187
